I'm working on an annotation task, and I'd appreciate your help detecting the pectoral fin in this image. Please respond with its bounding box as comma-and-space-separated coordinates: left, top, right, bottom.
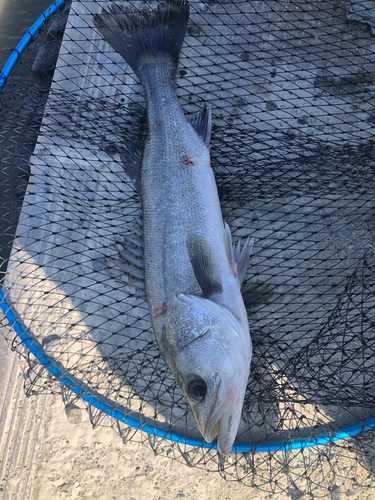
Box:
187, 234, 223, 298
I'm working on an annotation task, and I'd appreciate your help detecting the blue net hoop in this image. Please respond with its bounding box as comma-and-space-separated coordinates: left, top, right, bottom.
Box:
1, 1, 375, 494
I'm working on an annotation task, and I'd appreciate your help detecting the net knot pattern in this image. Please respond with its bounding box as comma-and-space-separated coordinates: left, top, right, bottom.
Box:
1, 0, 375, 495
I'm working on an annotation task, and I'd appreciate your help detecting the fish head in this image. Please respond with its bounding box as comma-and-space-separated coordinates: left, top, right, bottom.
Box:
164, 293, 252, 455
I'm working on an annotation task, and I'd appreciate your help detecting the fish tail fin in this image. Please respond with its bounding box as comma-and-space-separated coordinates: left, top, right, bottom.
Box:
93, 1, 189, 83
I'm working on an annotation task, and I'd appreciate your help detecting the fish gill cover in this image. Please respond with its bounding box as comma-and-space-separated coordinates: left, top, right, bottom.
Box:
1, 0, 375, 496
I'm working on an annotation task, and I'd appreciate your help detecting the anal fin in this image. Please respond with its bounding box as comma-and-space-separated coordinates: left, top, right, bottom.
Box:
109, 220, 145, 297
120, 148, 142, 193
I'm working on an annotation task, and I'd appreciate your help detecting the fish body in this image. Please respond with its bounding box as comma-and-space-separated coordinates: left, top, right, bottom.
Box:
94, 0, 253, 455
141, 64, 248, 345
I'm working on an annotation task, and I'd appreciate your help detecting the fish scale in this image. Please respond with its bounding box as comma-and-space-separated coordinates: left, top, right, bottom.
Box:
142, 67, 246, 327
141, 67, 225, 317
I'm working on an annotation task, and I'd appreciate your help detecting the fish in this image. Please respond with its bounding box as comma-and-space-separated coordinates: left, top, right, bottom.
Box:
94, 0, 253, 455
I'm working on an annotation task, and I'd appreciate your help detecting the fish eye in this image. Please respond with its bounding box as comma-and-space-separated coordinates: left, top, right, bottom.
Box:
186, 377, 207, 402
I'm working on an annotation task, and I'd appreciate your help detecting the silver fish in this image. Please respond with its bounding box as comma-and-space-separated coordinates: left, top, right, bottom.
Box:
94, 0, 253, 455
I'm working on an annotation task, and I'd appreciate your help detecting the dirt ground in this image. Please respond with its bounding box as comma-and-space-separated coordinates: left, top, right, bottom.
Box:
30, 394, 287, 500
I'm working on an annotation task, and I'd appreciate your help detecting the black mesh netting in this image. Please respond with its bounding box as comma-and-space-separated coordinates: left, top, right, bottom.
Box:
1, 0, 375, 496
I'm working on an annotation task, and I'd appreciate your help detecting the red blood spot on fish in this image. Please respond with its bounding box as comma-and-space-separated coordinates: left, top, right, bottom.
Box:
151, 119, 164, 131
181, 155, 194, 166
232, 262, 238, 279
154, 301, 167, 318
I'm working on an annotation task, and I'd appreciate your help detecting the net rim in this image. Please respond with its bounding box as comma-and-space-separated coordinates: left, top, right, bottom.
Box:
2, 284, 375, 453
1, 0, 375, 455
0, 0, 67, 92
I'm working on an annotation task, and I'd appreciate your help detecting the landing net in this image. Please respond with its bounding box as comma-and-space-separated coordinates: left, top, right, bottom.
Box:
1, 0, 375, 496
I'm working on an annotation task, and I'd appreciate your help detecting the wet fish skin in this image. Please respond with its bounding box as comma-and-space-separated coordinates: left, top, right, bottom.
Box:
94, 0, 252, 455
165, 293, 251, 453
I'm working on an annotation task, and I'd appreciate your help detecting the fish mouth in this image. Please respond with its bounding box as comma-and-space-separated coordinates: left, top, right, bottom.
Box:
203, 378, 240, 455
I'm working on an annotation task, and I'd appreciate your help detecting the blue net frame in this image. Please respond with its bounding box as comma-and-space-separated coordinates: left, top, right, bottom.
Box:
1, 0, 375, 495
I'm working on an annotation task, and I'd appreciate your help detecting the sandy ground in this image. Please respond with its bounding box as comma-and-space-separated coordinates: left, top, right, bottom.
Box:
30, 393, 375, 500
2, 348, 375, 500
30, 395, 288, 500
2, 319, 375, 500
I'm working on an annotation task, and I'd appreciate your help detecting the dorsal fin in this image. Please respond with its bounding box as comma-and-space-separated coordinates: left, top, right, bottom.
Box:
234, 236, 254, 285
189, 104, 212, 146
224, 222, 254, 286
